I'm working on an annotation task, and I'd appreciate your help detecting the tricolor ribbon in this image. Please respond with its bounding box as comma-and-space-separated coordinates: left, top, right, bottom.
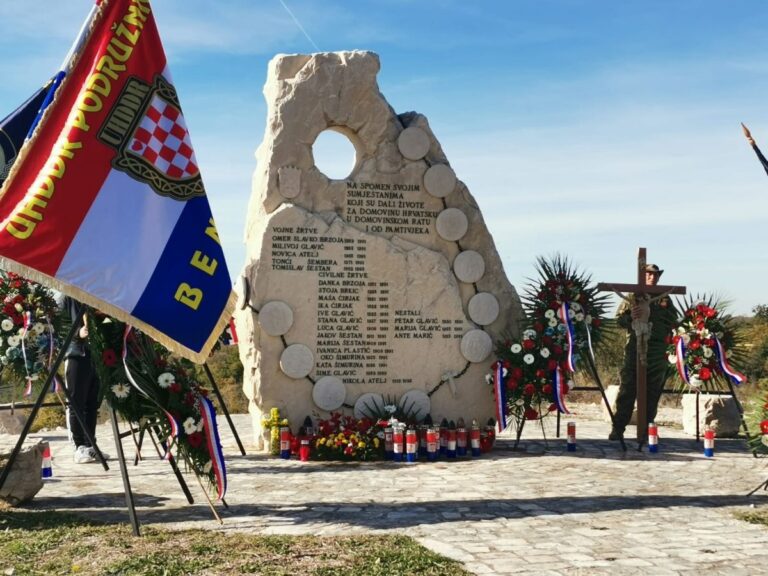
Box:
559, 302, 577, 372
21, 311, 33, 396
675, 337, 690, 385
198, 394, 227, 500
121, 326, 179, 457
493, 362, 507, 433
553, 366, 570, 414
713, 337, 746, 386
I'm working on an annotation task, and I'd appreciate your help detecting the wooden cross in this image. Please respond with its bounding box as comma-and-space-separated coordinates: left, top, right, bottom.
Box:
596, 248, 686, 446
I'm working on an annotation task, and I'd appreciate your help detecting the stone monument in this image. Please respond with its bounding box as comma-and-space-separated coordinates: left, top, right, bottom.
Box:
236, 51, 524, 448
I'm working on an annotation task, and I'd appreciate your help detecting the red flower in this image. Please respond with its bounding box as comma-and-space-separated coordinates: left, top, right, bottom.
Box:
552, 345, 563, 356
592, 318, 601, 327
101, 349, 117, 367
542, 336, 553, 346
549, 301, 559, 310
523, 384, 535, 396
169, 382, 182, 393
184, 392, 196, 406
542, 384, 553, 395
689, 340, 701, 350
502, 360, 511, 369
533, 322, 545, 333
548, 403, 557, 412
524, 407, 539, 420
547, 360, 558, 371
705, 308, 716, 318
506, 379, 518, 391
761, 420, 768, 435
699, 367, 712, 380
511, 367, 523, 379
187, 432, 204, 448
535, 369, 546, 379
523, 340, 535, 351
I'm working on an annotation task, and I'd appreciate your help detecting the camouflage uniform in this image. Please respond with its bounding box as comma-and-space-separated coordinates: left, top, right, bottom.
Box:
611, 295, 677, 437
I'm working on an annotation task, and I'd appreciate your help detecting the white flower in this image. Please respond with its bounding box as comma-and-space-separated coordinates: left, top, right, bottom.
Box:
203, 460, 213, 474
703, 346, 713, 359
523, 329, 537, 340
568, 308, 576, 319
183, 417, 197, 435
540, 347, 551, 358
111, 383, 130, 399
575, 312, 584, 322
548, 318, 558, 328
544, 309, 555, 319
668, 354, 677, 364
157, 372, 175, 389
681, 334, 691, 345
677, 327, 687, 336
7, 335, 19, 348
1, 319, 12, 332
689, 375, 702, 389
523, 353, 535, 365
13, 303, 22, 312
32, 323, 45, 336
586, 314, 593, 324
571, 302, 582, 312
510, 343, 522, 354
515, 399, 525, 406
699, 328, 711, 339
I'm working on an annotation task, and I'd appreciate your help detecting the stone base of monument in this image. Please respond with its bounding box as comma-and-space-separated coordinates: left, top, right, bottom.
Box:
681, 394, 741, 438
0, 412, 26, 435
0, 439, 47, 506
602, 385, 637, 425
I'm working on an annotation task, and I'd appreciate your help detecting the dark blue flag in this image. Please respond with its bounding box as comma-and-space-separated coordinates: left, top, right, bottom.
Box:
0, 80, 53, 188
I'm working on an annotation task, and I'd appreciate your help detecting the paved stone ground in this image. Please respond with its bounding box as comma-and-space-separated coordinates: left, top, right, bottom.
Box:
14, 404, 768, 575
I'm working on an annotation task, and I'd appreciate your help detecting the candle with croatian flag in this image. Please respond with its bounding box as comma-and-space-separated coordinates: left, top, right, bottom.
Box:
456, 418, 468, 457
280, 427, 291, 459
439, 418, 448, 455
406, 428, 418, 463
384, 425, 394, 459
393, 425, 404, 462
704, 427, 715, 457
426, 427, 438, 461
299, 438, 310, 461
447, 420, 457, 458
567, 421, 576, 452
648, 422, 659, 453
470, 420, 481, 457
41, 444, 52, 479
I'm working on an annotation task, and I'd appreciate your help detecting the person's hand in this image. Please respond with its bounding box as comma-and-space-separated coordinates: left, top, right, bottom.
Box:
79, 315, 89, 339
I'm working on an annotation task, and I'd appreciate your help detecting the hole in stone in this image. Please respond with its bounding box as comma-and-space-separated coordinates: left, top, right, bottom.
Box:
312, 128, 357, 180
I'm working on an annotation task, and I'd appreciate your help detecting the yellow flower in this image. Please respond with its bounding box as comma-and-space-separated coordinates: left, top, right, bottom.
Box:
280, 418, 289, 426
270, 407, 279, 419
358, 441, 366, 449
373, 438, 380, 448
317, 438, 326, 446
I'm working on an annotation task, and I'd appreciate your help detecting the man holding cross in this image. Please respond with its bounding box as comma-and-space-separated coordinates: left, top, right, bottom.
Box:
609, 263, 678, 441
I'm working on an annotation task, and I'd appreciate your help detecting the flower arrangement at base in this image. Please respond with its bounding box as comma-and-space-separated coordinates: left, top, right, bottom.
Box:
88, 315, 227, 499
0, 272, 62, 392
490, 255, 613, 428
312, 412, 385, 461
262, 407, 289, 456
666, 296, 747, 391
746, 385, 768, 455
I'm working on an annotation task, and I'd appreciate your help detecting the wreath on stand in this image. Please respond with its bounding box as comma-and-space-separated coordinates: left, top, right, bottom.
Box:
0, 272, 64, 398
666, 296, 747, 391
490, 255, 613, 432
88, 315, 227, 499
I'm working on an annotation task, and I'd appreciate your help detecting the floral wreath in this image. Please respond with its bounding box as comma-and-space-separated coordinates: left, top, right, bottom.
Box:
666, 296, 746, 391
490, 255, 612, 428
88, 315, 227, 499
0, 271, 63, 396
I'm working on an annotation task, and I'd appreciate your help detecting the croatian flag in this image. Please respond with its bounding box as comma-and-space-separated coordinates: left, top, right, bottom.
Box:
0, 0, 234, 362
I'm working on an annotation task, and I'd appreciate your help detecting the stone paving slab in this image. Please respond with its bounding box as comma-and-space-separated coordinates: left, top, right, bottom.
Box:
12, 406, 768, 575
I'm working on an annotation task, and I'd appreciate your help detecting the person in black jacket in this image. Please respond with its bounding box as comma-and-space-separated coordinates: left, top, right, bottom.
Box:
62, 296, 106, 463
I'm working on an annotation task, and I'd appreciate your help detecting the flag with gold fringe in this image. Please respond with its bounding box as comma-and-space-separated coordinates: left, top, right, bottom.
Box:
0, 0, 234, 363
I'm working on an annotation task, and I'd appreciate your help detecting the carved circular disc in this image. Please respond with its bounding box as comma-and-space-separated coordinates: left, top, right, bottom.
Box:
453, 250, 486, 284
312, 376, 347, 411
468, 292, 500, 326
353, 393, 385, 420
397, 127, 430, 161
258, 301, 294, 336
398, 390, 431, 421
423, 164, 457, 198
279, 344, 315, 379
436, 208, 469, 242
236, 275, 250, 310
460, 329, 493, 363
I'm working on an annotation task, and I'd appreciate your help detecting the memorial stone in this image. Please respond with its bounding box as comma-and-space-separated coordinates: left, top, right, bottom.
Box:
236, 51, 524, 449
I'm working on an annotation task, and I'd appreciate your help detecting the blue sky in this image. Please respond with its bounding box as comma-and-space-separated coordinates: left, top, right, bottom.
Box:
0, 1, 767, 314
